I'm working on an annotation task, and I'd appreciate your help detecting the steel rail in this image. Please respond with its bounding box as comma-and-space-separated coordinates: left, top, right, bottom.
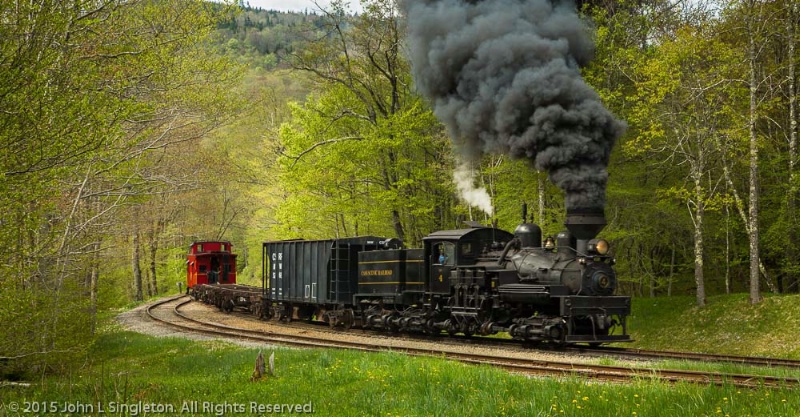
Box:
143, 296, 799, 389
192, 283, 800, 370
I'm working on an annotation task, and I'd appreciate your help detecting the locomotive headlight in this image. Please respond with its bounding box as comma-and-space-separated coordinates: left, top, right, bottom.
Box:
588, 239, 610, 255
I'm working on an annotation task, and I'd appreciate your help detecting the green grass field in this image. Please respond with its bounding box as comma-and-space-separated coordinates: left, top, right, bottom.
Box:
625, 293, 800, 358
1, 293, 799, 417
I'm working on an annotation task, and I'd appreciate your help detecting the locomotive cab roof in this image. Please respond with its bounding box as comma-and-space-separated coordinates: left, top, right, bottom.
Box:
423, 227, 514, 242
423, 227, 515, 267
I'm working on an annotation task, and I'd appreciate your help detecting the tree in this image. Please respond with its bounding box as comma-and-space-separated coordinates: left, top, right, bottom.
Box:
0, 0, 243, 376
786, 0, 799, 293
277, 0, 457, 244
627, 22, 738, 306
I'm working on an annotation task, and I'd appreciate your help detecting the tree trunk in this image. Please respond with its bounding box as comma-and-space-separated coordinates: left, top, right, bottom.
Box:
725, 204, 731, 294
88, 241, 100, 333
715, 141, 777, 293
133, 231, 143, 302
538, 170, 545, 226
787, 0, 798, 293
149, 234, 158, 296
693, 175, 706, 307
748, 18, 761, 305
667, 244, 675, 297
392, 209, 405, 242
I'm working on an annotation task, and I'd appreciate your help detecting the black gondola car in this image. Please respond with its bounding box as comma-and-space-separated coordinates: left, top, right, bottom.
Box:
262, 236, 401, 324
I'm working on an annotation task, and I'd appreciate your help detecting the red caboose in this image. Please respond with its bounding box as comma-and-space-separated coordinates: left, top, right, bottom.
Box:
187, 241, 237, 289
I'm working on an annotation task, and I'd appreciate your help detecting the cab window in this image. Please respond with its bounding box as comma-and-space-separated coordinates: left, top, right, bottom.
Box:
434, 242, 455, 265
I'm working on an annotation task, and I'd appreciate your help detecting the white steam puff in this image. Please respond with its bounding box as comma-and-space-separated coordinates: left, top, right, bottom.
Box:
453, 162, 494, 216
405, 0, 626, 211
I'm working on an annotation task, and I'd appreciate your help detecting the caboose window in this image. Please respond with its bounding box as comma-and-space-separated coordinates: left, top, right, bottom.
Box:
197, 244, 203, 253
199, 265, 207, 272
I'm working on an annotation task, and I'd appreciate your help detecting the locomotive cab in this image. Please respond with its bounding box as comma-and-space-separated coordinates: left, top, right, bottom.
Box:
417, 210, 631, 345
187, 241, 237, 290
422, 226, 515, 315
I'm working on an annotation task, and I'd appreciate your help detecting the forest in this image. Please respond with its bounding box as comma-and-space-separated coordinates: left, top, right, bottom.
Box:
1, 0, 798, 376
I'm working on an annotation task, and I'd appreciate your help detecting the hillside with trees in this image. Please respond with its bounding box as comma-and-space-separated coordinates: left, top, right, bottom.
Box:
2, 0, 799, 378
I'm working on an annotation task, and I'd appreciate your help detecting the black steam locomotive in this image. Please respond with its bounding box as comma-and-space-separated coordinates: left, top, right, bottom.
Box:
259, 207, 630, 345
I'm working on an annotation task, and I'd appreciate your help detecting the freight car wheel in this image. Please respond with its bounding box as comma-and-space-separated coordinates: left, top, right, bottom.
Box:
259, 304, 274, 320
342, 309, 354, 330
423, 319, 441, 336
279, 304, 293, 322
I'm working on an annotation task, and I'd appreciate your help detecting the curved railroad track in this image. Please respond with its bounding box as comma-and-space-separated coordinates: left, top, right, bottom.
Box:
198, 295, 800, 371
144, 295, 799, 389
571, 346, 800, 369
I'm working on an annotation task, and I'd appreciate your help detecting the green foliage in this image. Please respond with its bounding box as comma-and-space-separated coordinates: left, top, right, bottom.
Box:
275, 88, 452, 244
0, 0, 246, 375
269, 1, 464, 246
210, 7, 326, 69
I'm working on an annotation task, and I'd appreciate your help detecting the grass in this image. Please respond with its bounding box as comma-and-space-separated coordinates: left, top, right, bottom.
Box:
1, 321, 799, 416
624, 293, 800, 358
2, 292, 800, 416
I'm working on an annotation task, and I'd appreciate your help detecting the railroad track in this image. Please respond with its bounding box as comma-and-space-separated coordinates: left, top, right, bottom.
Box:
144, 296, 800, 389
207, 299, 800, 371
571, 346, 800, 369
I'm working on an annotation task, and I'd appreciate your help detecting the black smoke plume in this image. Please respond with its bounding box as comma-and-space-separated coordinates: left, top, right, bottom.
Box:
404, 0, 626, 211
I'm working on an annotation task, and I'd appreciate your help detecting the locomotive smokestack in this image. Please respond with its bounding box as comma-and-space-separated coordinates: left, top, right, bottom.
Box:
564, 208, 606, 241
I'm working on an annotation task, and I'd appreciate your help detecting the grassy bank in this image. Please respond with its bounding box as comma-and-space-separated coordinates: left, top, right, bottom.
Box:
625, 293, 800, 358
0, 325, 798, 416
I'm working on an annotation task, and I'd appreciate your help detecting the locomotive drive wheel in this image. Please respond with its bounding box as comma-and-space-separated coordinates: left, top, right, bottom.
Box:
444, 319, 458, 337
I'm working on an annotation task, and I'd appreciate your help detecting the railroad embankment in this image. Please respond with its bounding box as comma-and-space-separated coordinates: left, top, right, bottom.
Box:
626, 293, 800, 358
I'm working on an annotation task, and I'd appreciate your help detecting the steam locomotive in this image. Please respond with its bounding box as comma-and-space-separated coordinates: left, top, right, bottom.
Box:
191, 206, 630, 345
